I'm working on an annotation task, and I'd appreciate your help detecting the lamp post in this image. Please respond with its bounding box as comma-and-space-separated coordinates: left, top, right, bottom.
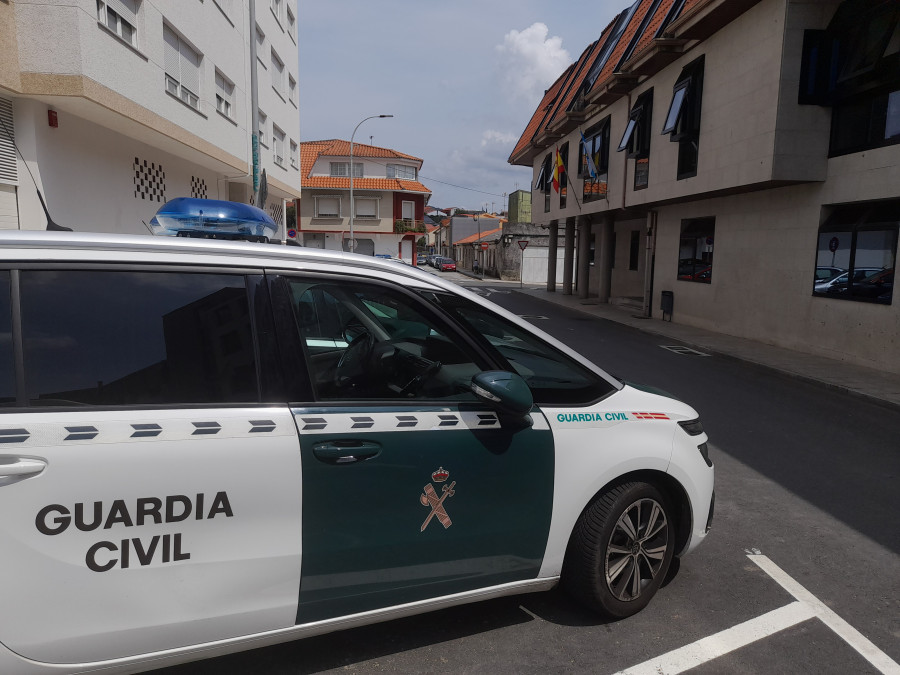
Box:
349, 114, 393, 253
474, 212, 482, 279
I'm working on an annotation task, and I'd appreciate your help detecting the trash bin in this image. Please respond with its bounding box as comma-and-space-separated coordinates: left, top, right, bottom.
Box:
660, 290, 674, 322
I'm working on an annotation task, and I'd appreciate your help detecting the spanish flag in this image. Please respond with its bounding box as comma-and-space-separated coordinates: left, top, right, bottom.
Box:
552, 146, 565, 193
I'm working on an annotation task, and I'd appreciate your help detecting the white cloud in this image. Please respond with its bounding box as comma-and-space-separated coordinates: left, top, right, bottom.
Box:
481, 129, 519, 147
495, 23, 570, 105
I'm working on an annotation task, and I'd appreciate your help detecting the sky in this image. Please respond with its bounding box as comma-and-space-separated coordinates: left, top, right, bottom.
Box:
298, 1, 623, 212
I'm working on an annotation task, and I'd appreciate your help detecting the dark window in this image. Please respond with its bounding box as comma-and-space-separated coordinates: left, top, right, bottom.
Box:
678, 218, 715, 283
799, 1, 900, 155
580, 117, 610, 203
813, 201, 898, 304
0, 272, 15, 405
629, 230, 641, 271
537, 153, 552, 213
288, 279, 491, 401
558, 142, 568, 209
426, 293, 616, 405
20, 271, 257, 406
662, 55, 704, 179
618, 89, 653, 189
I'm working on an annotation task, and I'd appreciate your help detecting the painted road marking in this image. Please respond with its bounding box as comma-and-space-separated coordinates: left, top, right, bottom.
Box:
659, 345, 711, 357
614, 554, 900, 675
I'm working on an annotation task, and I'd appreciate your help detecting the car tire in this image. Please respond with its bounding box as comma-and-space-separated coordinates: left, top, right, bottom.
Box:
563, 482, 674, 619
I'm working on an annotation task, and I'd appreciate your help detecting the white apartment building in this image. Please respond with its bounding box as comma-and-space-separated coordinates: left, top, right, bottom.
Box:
0, 0, 301, 235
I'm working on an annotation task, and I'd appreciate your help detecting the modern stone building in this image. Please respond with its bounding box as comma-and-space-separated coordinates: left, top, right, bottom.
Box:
509, 0, 899, 374
0, 0, 301, 234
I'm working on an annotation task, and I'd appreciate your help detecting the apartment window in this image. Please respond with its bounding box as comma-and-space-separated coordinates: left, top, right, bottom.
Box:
535, 153, 552, 213
678, 218, 715, 284
618, 89, 653, 190
814, 201, 898, 304
387, 164, 417, 180
288, 75, 297, 106
330, 162, 363, 178
258, 110, 267, 146
163, 24, 201, 110
800, 1, 900, 155
215, 70, 234, 119
629, 230, 640, 271
271, 0, 284, 25
97, 1, 138, 47
286, 5, 296, 40
558, 143, 568, 210
273, 125, 285, 167
290, 140, 298, 169
355, 197, 378, 219
256, 27, 266, 68
271, 49, 285, 97
663, 55, 704, 179
315, 196, 341, 218
580, 117, 610, 203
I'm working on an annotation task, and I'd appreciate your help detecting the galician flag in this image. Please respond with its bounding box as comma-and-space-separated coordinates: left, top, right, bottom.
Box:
580, 131, 598, 179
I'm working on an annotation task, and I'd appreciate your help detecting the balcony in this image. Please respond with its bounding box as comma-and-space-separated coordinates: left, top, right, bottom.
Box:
394, 219, 426, 234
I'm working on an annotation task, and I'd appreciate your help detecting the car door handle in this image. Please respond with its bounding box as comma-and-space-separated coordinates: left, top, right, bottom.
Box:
0, 457, 47, 479
312, 441, 381, 464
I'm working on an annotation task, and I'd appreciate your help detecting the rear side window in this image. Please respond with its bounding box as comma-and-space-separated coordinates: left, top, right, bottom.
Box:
0, 272, 14, 404
20, 270, 257, 406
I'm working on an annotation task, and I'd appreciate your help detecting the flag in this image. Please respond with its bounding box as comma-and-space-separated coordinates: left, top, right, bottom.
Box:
552, 147, 565, 193
580, 131, 598, 179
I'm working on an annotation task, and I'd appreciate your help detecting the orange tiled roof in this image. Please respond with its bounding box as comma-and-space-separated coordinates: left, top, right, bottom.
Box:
300, 139, 430, 195
625, 0, 679, 64
508, 67, 572, 163
456, 227, 503, 245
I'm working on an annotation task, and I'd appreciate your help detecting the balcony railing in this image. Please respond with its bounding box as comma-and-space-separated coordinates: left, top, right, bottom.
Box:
394, 219, 426, 234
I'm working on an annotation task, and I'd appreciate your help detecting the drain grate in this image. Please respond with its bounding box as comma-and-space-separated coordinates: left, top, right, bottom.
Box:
660, 345, 710, 356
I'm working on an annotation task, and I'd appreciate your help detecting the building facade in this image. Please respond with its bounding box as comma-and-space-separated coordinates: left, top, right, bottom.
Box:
0, 0, 301, 235
509, 0, 899, 374
297, 139, 430, 261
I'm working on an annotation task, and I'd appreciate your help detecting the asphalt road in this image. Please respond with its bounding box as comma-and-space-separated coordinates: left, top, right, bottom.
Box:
152, 276, 900, 675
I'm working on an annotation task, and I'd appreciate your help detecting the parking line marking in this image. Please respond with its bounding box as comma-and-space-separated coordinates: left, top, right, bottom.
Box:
615, 554, 900, 675
749, 554, 900, 675
613, 602, 816, 675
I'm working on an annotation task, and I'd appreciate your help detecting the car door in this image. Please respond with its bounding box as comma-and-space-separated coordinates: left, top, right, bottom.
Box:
0, 268, 302, 664
270, 274, 555, 624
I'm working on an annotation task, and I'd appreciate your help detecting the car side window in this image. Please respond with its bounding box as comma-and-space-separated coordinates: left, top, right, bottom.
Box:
287, 279, 488, 401
20, 270, 258, 406
0, 272, 15, 405
425, 292, 616, 405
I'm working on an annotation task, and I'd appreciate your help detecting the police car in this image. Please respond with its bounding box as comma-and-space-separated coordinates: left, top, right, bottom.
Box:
0, 207, 713, 673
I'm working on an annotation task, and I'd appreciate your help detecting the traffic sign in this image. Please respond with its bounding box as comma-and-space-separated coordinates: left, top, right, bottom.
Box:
829, 236, 839, 253
518, 240, 529, 251
287, 229, 297, 239
480, 242, 489, 250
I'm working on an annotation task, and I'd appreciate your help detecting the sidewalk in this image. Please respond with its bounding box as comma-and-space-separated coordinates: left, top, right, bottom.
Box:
456, 270, 900, 411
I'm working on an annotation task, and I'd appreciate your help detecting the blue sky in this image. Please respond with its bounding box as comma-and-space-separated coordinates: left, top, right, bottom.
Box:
298, 1, 622, 211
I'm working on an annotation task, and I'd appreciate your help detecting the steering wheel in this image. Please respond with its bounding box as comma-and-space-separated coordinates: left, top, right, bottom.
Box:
334, 329, 375, 391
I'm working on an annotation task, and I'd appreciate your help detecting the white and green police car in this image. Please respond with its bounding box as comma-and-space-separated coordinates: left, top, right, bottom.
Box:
0, 226, 713, 674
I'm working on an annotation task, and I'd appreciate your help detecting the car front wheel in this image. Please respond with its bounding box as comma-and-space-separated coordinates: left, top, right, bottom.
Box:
563, 482, 674, 619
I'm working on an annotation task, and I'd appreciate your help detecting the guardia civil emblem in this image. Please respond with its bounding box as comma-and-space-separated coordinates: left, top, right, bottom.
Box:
420, 467, 456, 532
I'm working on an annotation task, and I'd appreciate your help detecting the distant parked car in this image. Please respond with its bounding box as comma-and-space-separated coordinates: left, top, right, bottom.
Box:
438, 258, 457, 272
815, 268, 882, 294
851, 268, 894, 303
815, 266, 844, 282
417, 254, 427, 266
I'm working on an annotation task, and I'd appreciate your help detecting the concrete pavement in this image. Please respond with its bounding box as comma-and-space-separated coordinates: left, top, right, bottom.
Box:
450, 269, 900, 411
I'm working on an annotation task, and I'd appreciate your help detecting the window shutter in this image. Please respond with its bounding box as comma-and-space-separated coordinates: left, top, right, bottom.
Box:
179, 40, 201, 96
106, 0, 138, 25
163, 25, 180, 80
0, 97, 17, 185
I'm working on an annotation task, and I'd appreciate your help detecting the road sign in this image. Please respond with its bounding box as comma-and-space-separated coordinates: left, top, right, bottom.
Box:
480, 242, 489, 250
287, 229, 297, 239
829, 236, 839, 253
518, 240, 529, 251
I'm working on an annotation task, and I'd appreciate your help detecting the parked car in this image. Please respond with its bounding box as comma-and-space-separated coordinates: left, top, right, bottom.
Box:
417, 254, 427, 266
438, 257, 457, 272
815, 266, 845, 282
850, 268, 894, 303
816, 267, 883, 294
0, 226, 713, 674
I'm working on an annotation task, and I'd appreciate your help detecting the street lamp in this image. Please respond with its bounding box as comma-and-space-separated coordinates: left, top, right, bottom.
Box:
349, 114, 393, 253
474, 212, 482, 279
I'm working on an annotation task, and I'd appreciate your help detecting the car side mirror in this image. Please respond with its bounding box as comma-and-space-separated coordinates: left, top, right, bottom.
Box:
470, 371, 533, 418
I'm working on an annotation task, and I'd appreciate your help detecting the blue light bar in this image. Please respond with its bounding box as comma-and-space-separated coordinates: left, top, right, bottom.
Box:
149, 198, 278, 241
